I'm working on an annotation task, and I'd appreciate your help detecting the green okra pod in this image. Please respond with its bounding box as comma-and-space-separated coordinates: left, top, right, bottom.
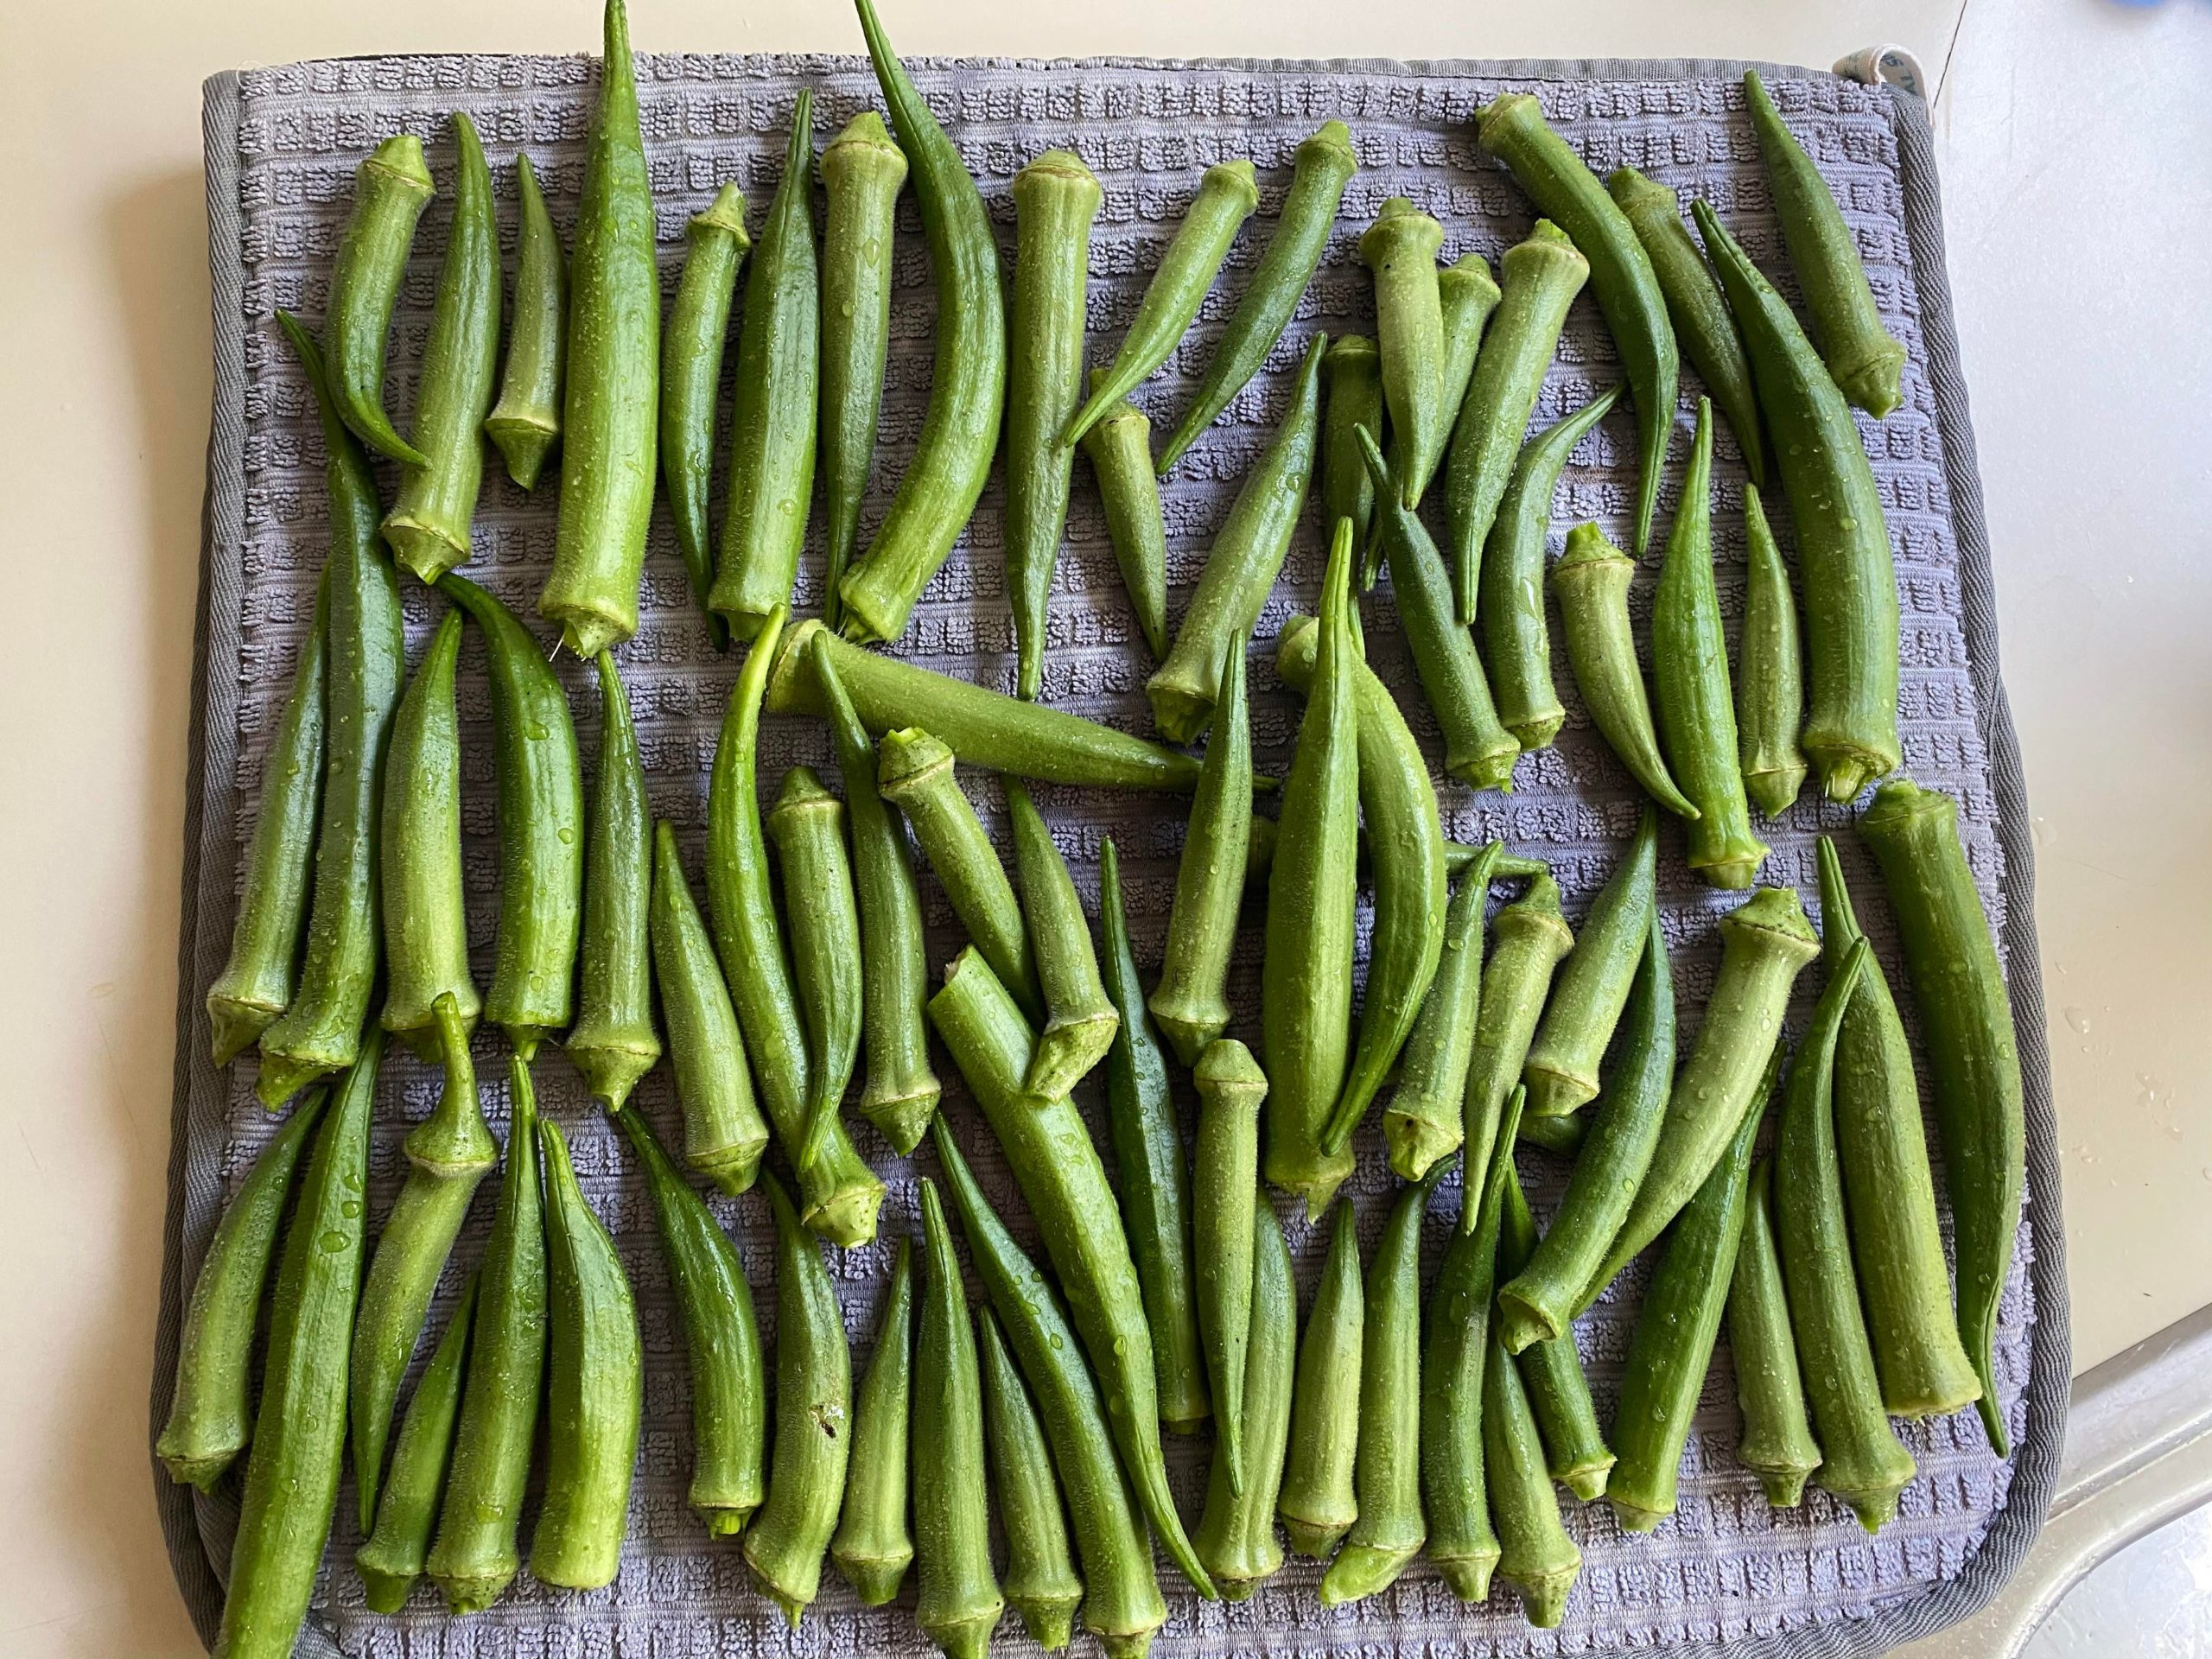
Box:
1322, 335, 1385, 574
326, 134, 434, 467
1007, 149, 1103, 702
1148, 638, 1251, 1067
711, 94, 819, 640
766, 765, 864, 1171
1194, 1198, 1294, 1600
1192, 1039, 1267, 1495
1006, 777, 1119, 1096
1147, 333, 1325, 743
356, 1272, 478, 1612
1738, 483, 1808, 817
915, 1185, 1005, 1657
1383, 845, 1500, 1182
1459, 872, 1574, 1217
743, 1173, 855, 1624
649, 823, 769, 1192
1550, 521, 1700, 818
484, 153, 567, 492
1484, 1330, 1581, 1628
1078, 372, 1172, 661
1518, 1111, 1587, 1157
1359, 197, 1446, 508
568, 652, 661, 1109
1278, 1197, 1362, 1559
1743, 70, 1907, 419
1728, 1156, 1823, 1507
832, 1239, 915, 1605
975, 1305, 1085, 1651
1499, 1152, 1614, 1502
383, 112, 500, 585
660, 181, 748, 652
1654, 399, 1769, 888
378, 610, 478, 1058
1523, 804, 1658, 1117
1858, 777, 2027, 1457
539, 0, 658, 658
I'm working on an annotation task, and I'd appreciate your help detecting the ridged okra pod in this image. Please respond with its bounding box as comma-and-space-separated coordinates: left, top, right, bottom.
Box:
1738, 483, 1808, 817
1383, 845, 1498, 1181
483, 153, 567, 491
1194, 1198, 1294, 1599
1499, 1153, 1614, 1501
356, 1273, 477, 1612
659, 182, 748, 652
1728, 1157, 1823, 1506
976, 1305, 1085, 1650
1523, 805, 1657, 1117
1550, 522, 1700, 818
1006, 777, 1118, 1096
1460, 872, 1574, 1214
649, 823, 768, 1192
766, 765, 864, 1170
379, 610, 478, 1056
1192, 1040, 1266, 1492
1359, 197, 1446, 508
326, 135, 434, 467
1322, 335, 1384, 565
1148, 639, 1251, 1067
1278, 1198, 1362, 1558
914, 1185, 1004, 1657
568, 652, 660, 1108
1485, 1328, 1581, 1628
1078, 373, 1171, 660
1406, 252, 1503, 511
832, 1240, 915, 1605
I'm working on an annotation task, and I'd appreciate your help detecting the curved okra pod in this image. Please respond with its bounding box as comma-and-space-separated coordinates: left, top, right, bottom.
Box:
1728, 1157, 1824, 1506
1278, 1198, 1362, 1558
1482, 384, 1624, 753
1738, 484, 1808, 817
1858, 777, 2026, 1456
1523, 805, 1658, 1117
1384, 845, 1500, 1180
379, 610, 478, 1057
1007, 150, 1103, 702
1060, 160, 1262, 450
766, 766, 864, 1170
1499, 1153, 1614, 1501
1159, 119, 1357, 473
1359, 198, 1446, 508
841, 0, 1007, 645
1006, 778, 1118, 1096
1078, 374, 1171, 661
710, 95, 819, 640
1743, 71, 1906, 418
383, 112, 500, 585
1477, 94, 1678, 556
1696, 200, 1899, 802
914, 1185, 1004, 1657
818, 113, 907, 637
1459, 873, 1574, 1219
615, 1107, 766, 1535
1195, 1198, 1294, 1600
484, 154, 567, 491
659, 182, 748, 652
435, 575, 583, 1059
1146, 333, 1325, 743
1323, 335, 1385, 575
1192, 1040, 1266, 1493
256, 315, 405, 1107
1485, 1329, 1581, 1628
649, 823, 768, 1191
539, 0, 658, 658
1443, 219, 1588, 621
831, 1241, 915, 1605
156, 1088, 329, 1487
326, 135, 434, 466
1654, 400, 1769, 888
568, 652, 660, 1108
1550, 522, 1700, 818
975, 1306, 1085, 1650
742, 1173, 855, 1624
356, 1273, 478, 1612
1148, 639, 1251, 1067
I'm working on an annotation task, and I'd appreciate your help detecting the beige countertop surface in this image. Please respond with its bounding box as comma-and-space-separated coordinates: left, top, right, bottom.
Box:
2, 0, 2206, 1651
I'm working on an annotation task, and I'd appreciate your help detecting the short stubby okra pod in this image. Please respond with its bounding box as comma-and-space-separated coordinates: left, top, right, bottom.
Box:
356, 1272, 478, 1612
1738, 483, 1808, 817
1654, 399, 1770, 888
1192, 1040, 1266, 1494
1523, 805, 1658, 1117
1498, 1153, 1615, 1502
1007, 149, 1103, 702
1194, 1198, 1294, 1600
818, 111, 906, 637
1460, 871, 1574, 1216
649, 824, 768, 1192
1485, 1329, 1582, 1629
615, 1106, 766, 1535
1696, 200, 1900, 804
1160, 119, 1357, 474
435, 575, 583, 1061
1818, 836, 1982, 1419
1517, 1111, 1587, 1158
1550, 522, 1699, 818
1384, 845, 1500, 1181
156, 1088, 329, 1488
660, 181, 749, 652
1443, 219, 1588, 621
379, 609, 480, 1057
1006, 777, 1118, 1096
538, 0, 658, 658
814, 641, 941, 1153
711, 95, 819, 641
326, 133, 434, 467
568, 652, 661, 1109
766, 765, 864, 1171
1147, 333, 1325, 744
832, 1240, 915, 1605
1060, 159, 1262, 450
1606, 164, 1766, 486
914, 1185, 1005, 1657
1743, 70, 1907, 419
743, 1173, 855, 1624
1858, 777, 2027, 1457
1078, 373, 1171, 661
767, 617, 1203, 791
1728, 1157, 1824, 1507
1278, 1198, 1362, 1559
975, 1305, 1085, 1650
383, 111, 500, 586
1101, 839, 1210, 1434
1481, 383, 1624, 753
877, 729, 1043, 1021
1149, 639, 1252, 1068
1321, 335, 1384, 565
1360, 197, 1447, 509
484, 153, 567, 492
1478, 94, 1679, 557
840, 0, 1007, 645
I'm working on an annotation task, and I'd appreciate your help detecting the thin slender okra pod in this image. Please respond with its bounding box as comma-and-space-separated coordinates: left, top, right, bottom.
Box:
1194, 1198, 1294, 1599
1443, 219, 1588, 621
1278, 1198, 1362, 1558
1818, 836, 1981, 1418
1101, 839, 1210, 1433
649, 823, 768, 1191
1079, 374, 1171, 661
1007, 149, 1103, 702
711, 94, 819, 639
484, 153, 568, 492
1459, 873, 1574, 1217
206, 1032, 377, 1659
914, 1184, 1004, 1657
1742, 70, 1906, 418
435, 575, 583, 1060
659, 182, 748, 652
156, 1088, 329, 1487
1523, 805, 1658, 1117
1728, 1156, 1823, 1506
1006, 777, 1118, 1096
975, 1305, 1085, 1651
257, 315, 404, 1107
356, 1273, 478, 1612
1159, 119, 1357, 473
1147, 334, 1325, 743
743, 1173, 855, 1624
1192, 1040, 1266, 1494
1323, 336, 1385, 575
384, 112, 500, 585
831, 1240, 915, 1605
1499, 1153, 1614, 1501
1360, 197, 1446, 509
615, 1106, 766, 1535
326, 134, 434, 467
1478, 94, 1678, 556
818, 112, 907, 636
1149, 639, 1251, 1067
1858, 777, 2027, 1457
1384, 845, 1500, 1181
379, 610, 479, 1056
766, 765, 864, 1169
1550, 521, 1700, 818
1738, 483, 1808, 817
568, 652, 660, 1109
1485, 1328, 1581, 1628
1696, 200, 1900, 803
841, 0, 1007, 645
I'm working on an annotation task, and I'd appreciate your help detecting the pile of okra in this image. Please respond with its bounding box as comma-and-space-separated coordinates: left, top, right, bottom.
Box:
160, 2, 2029, 1654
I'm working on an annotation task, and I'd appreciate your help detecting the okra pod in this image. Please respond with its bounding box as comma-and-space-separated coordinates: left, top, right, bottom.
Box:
1194, 1198, 1294, 1600
1409, 252, 1503, 506
1321, 334, 1383, 563
1550, 521, 1700, 819
1192, 1039, 1266, 1493
1727, 1157, 1823, 1507
831, 1240, 915, 1605
483, 153, 567, 492
1148, 638, 1252, 1067
326, 134, 434, 467
914, 1184, 1004, 1657
766, 765, 864, 1170
1460, 872, 1574, 1216
649, 823, 768, 1192
1360, 197, 1446, 509
1278, 1198, 1362, 1559
1078, 373, 1171, 661
1484, 1330, 1581, 1628
975, 1304, 1085, 1651
1738, 483, 1808, 817
1499, 1154, 1614, 1502
1383, 845, 1499, 1181
1523, 804, 1658, 1117
1006, 777, 1118, 1096
659, 181, 748, 652
567, 652, 660, 1109
355, 1273, 478, 1612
